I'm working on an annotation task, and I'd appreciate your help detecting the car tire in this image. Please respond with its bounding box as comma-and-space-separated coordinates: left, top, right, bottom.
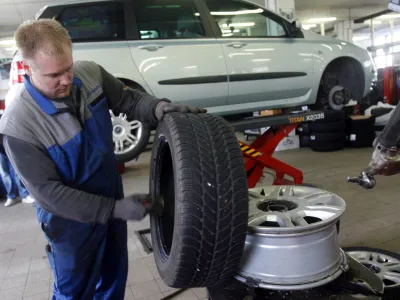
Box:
310, 132, 346, 142
310, 120, 346, 133
318, 109, 346, 123
112, 83, 151, 163
299, 135, 310, 148
150, 112, 249, 288
310, 132, 346, 152
343, 247, 400, 300
296, 123, 311, 135
112, 113, 151, 163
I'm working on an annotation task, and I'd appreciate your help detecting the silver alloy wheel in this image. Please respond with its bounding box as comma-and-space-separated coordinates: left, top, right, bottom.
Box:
346, 250, 400, 289
110, 110, 143, 155
236, 185, 348, 290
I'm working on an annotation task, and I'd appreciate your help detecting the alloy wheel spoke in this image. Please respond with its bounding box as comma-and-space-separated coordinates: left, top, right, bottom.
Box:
276, 213, 295, 228
126, 134, 138, 145
383, 272, 400, 285
129, 121, 141, 130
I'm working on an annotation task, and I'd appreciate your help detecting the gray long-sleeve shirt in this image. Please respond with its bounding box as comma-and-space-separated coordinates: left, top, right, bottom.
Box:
2, 63, 165, 224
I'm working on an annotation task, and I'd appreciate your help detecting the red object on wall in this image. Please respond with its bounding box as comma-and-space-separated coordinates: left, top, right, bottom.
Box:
383, 66, 400, 105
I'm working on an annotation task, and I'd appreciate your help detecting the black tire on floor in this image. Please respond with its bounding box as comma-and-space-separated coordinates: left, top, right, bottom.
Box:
310, 139, 345, 152
310, 120, 346, 133
150, 112, 249, 288
343, 246, 400, 300
310, 132, 346, 142
299, 135, 310, 147
296, 123, 311, 135
317, 109, 346, 123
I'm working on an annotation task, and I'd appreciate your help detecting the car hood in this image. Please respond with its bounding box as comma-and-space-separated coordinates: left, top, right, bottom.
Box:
301, 29, 366, 51
301, 30, 343, 42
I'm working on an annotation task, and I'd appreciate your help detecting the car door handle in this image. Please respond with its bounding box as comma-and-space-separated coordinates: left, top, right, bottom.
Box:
227, 42, 247, 48
138, 44, 164, 51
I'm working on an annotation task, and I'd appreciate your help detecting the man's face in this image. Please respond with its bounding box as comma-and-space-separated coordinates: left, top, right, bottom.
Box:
23, 45, 74, 99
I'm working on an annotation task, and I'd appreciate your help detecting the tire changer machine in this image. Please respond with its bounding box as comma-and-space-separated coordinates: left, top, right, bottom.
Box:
204, 109, 392, 300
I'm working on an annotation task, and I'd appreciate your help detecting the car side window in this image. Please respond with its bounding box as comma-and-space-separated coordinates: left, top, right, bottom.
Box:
204, 0, 287, 38
57, 2, 125, 42
133, 0, 206, 40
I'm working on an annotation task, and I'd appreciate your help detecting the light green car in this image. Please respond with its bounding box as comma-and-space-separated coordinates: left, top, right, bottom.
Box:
8, 0, 376, 162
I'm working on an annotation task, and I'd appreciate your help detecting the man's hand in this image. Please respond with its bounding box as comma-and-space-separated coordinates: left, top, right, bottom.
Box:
113, 194, 164, 221
155, 101, 207, 121
113, 194, 150, 221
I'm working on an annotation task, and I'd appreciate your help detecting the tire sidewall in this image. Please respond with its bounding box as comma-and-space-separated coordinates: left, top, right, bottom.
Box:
149, 117, 181, 285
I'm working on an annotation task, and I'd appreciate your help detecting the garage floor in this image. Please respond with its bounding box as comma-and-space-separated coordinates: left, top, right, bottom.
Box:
0, 146, 399, 300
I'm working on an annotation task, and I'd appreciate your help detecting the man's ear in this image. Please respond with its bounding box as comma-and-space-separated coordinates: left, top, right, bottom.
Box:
22, 60, 32, 77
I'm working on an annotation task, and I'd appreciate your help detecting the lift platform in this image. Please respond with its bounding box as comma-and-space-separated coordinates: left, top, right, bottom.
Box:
230, 110, 326, 188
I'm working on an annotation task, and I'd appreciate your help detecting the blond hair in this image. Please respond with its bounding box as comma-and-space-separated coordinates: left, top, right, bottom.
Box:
14, 19, 72, 61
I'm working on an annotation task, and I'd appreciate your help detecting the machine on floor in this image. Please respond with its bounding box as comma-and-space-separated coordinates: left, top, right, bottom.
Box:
147, 108, 397, 300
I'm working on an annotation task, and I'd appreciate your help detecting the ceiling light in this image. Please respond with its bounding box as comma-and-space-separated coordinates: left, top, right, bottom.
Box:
302, 24, 317, 30
211, 9, 263, 15
0, 39, 15, 45
222, 22, 255, 27
377, 13, 400, 19
307, 17, 337, 23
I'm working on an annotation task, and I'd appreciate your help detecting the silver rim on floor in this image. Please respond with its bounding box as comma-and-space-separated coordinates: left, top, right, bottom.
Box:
347, 250, 400, 289
110, 111, 143, 155
236, 185, 348, 290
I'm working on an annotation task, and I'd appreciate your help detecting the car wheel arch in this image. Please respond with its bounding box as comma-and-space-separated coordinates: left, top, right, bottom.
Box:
318, 56, 365, 104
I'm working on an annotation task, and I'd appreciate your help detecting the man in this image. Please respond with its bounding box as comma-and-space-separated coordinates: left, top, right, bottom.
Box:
0, 19, 206, 299
0, 145, 35, 207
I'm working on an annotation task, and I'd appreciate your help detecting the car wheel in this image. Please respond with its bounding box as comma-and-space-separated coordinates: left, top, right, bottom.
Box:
111, 110, 151, 163
309, 132, 346, 152
343, 247, 400, 300
150, 112, 249, 288
310, 120, 346, 133
111, 82, 152, 163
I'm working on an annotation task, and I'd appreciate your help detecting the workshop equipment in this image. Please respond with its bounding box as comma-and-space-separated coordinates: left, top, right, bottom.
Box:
382, 66, 400, 105
347, 167, 377, 189
206, 185, 385, 300
236, 186, 347, 291
231, 110, 328, 188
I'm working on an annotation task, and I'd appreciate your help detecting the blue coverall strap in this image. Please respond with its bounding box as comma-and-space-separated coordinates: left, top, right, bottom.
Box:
72, 77, 83, 89
23, 75, 58, 115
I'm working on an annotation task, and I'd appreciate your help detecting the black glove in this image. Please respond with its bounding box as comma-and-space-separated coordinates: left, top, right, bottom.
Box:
155, 101, 207, 121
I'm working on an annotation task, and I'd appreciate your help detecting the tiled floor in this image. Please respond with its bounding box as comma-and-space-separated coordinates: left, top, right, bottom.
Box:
0, 145, 399, 299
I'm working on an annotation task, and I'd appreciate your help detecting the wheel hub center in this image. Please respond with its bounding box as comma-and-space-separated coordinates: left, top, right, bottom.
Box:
333, 91, 344, 104
114, 125, 124, 136
258, 200, 297, 212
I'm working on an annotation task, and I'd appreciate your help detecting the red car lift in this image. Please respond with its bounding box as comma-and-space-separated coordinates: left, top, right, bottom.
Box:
231, 110, 326, 188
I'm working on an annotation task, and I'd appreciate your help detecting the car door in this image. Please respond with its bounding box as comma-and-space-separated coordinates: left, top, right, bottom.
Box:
127, 0, 228, 109
203, 0, 315, 110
